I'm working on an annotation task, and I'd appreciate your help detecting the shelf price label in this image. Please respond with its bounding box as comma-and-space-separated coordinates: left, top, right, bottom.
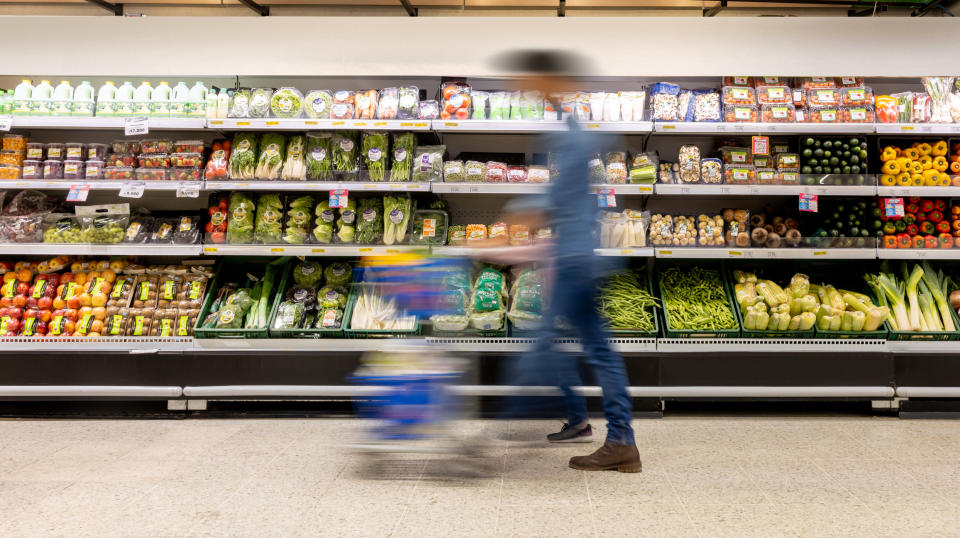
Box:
0, 117, 12, 132
329, 189, 348, 208
119, 181, 145, 198
176, 181, 201, 198
124, 116, 149, 137
884, 197, 905, 218
799, 193, 818, 213
66, 184, 90, 202
596, 188, 616, 208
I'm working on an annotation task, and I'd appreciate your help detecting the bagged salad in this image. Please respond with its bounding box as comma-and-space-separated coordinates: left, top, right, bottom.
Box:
410, 145, 445, 182
255, 133, 286, 180
305, 133, 333, 180
397, 86, 419, 119
382, 194, 412, 246
376, 87, 399, 119
281, 135, 306, 180
254, 193, 284, 244
227, 88, 252, 118
248, 88, 273, 118
356, 197, 383, 244
331, 132, 359, 174
303, 90, 333, 119
336, 198, 357, 244
362, 132, 389, 181
228, 133, 257, 180
270, 87, 303, 119
312, 199, 335, 244
282, 195, 314, 244
389, 132, 415, 182
227, 191, 256, 244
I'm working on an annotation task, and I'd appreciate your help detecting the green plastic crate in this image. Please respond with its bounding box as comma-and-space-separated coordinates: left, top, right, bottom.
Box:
728, 264, 815, 339
343, 287, 421, 339
657, 261, 740, 339
194, 257, 291, 339
266, 261, 355, 339
884, 305, 960, 341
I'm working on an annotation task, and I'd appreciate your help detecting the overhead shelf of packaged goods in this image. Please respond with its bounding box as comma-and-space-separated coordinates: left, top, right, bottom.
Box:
654, 122, 876, 135
432, 246, 654, 258
876, 248, 960, 260
207, 118, 432, 131
8, 117, 207, 130
200, 244, 424, 257
593, 248, 655, 257
876, 187, 960, 197
1, 243, 203, 256
203, 181, 430, 192
0, 336, 194, 354
654, 247, 877, 260
875, 123, 960, 135
431, 183, 652, 195
654, 183, 876, 196
432, 120, 653, 134
656, 338, 888, 354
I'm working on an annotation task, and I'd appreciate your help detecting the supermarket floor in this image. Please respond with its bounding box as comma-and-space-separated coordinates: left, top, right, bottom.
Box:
1, 417, 959, 538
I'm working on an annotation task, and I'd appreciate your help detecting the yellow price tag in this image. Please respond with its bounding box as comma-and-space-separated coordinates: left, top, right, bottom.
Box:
414, 122, 428, 128
658, 250, 673, 255
586, 124, 600, 129
236, 121, 250, 126
386, 249, 402, 254
374, 122, 387, 126
445, 122, 458, 127
358, 248, 373, 253
332, 121, 345, 126
400, 122, 413, 127
354, 122, 367, 127
209, 120, 223, 126
901, 126, 915, 131
266, 121, 279, 126
311, 248, 326, 253
661, 124, 676, 130
813, 251, 827, 256
619, 249, 633, 255
728, 251, 743, 256
305, 121, 318, 126
270, 247, 284, 253
236, 183, 249, 187
203, 247, 217, 253
390, 184, 403, 189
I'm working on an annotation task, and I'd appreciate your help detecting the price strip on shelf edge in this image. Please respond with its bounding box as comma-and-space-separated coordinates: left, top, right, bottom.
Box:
119, 181, 146, 199
124, 116, 149, 137
799, 193, 818, 213
176, 181, 201, 198
0, 117, 12, 132
66, 184, 90, 202
884, 197, 905, 218
329, 189, 348, 208
596, 188, 616, 208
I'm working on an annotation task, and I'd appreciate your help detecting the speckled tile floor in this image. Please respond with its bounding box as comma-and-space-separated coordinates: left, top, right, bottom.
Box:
1, 416, 959, 537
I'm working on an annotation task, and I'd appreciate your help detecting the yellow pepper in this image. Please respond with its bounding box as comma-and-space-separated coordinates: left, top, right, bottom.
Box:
881, 146, 899, 162
933, 156, 949, 172
882, 160, 901, 175
910, 161, 925, 175
903, 148, 921, 161
917, 142, 933, 156
913, 174, 926, 186
896, 173, 912, 186
938, 173, 951, 186
924, 174, 939, 186
932, 140, 948, 157
919, 155, 934, 170
880, 174, 896, 186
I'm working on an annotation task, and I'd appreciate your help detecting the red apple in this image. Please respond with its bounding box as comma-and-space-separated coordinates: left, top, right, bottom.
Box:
23, 309, 38, 319
12, 295, 26, 308
0, 307, 7, 318
25, 297, 38, 309
16, 282, 28, 295
38, 310, 51, 323
0, 297, 12, 308
35, 321, 47, 335
37, 296, 52, 310
46, 274, 59, 287
5, 319, 19, 333
60, 273, 74, 284
8, 307, 22, 320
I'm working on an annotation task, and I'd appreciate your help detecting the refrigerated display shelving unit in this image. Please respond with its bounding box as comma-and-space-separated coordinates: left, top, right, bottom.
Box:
2, 73, 960, 417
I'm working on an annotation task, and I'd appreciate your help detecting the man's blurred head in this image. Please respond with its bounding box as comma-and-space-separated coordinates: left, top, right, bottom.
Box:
493, 49, 589, 96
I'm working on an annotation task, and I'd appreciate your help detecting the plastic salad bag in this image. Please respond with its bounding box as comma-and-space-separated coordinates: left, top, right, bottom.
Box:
303, 90, 333, 119
306, 133, 333, 180
248, 88, 273, 118
227, 88, 252, 118
397, 86, 419, 119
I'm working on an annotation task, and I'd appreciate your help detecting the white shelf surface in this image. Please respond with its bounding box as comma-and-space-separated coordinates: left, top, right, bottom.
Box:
432, 120, 652, 134
203, 180, 430, 192
876, 187, 960, 197
8, 116, 207, 130
431, 183, 652, 195
886, 341, 960, 354
2, 243, 202, 256
654, 122, 876, 134
207, 118, 431, 131
0, 336, 193, 353
656, 338, 888, 353
654, 247, 876, 259
431, 246, 653, 257
5, 180, 191, 191
201, 244, 423, 256
875, 123, 960, 135
655, 184, 875, 196
877, 249, 960, 260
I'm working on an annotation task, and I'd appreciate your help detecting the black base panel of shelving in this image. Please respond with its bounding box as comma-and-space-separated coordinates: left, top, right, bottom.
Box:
899, 399, 960, 418
895, 355, 960, 387
657, 352, 894, 387
480, 354, 660, 387
0, 401, 183, 419
663, 400, 879, 416
0, 353, 188, 386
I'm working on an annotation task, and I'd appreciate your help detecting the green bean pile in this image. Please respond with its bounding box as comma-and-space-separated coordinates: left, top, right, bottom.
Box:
598, 271, 659, 332
660, 266, 737, 331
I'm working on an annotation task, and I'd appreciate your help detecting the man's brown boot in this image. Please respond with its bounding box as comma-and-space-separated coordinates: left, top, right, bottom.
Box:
569, 442, 642, 473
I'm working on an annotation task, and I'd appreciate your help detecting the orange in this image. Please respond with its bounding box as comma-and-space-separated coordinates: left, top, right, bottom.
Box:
101, 269, 116, 283
73, 273, 87, 286
90, 320, 104, 334
16, 269, 32, 282
91, 293, 107, 307
109, 261, 125, 272
92, 307, 106, 321
76, 293, 92, 307
52, 297, 66, 310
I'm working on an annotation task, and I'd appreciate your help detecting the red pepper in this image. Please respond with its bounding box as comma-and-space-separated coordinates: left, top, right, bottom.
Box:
935, 199, 947, 211
939, 233, 954, 248
904, 214, 917, 225
929, 210, 944, 223
898, 233, 913, 248
917, 212, 928, 222
883, 235, 898, 249
907, 203, 920, 214
937, 220, 951, 233
909, 196, 922, 204
920, 200, 935, 213
921, 221, 936, 235
925, 235, 939, 248
907, 224, 919, 236
913, 235, 926, 249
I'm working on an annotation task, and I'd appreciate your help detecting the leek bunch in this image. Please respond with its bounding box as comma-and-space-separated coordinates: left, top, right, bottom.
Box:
865, 261, 955, 332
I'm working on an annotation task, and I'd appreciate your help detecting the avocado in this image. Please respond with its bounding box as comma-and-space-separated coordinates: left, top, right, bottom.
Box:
823, 140, 833, 149
814, 148, 824, 158
804, 137, 815, 146
801, 165, 812, 174
850, 165, 861, 174
850, 155, 860, 164
814, 166, 823, 174
802, 148, 813, 157
830, 157, 839, 166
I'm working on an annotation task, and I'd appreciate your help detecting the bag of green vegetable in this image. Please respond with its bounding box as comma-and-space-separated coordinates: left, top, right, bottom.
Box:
248, 88, 273, 118
306, 133, 333, 180
281, 135, 306, 180
312, 199, 335, 244
291, 261, 323, 288
470, 310, 504, 331
356, 197, 383, 244
324, 262, 353, 287
228, 133, 258, 180
472, 268, 506, 312
318, 285, 349, 309
362, 132, 389, 181
332, 132, 359, 175
336, 198, 356, 244
410, 209, 448, 245
397, 86, 420, 119
227, 191, 256, 244
254, 193, 284, 244
270, 87, 303, 119
410, 145, 446, 182
389, 132, 415, 182
283, 195, 314, 244
383, 194, 412, 246
255, 133, 286, 180
315, 308, 344, 329
216, 288, 254, 328
273, 300, 305, 329
303, 90, 333, 119
285, 285, 317, 310
227, 88, 252, 118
